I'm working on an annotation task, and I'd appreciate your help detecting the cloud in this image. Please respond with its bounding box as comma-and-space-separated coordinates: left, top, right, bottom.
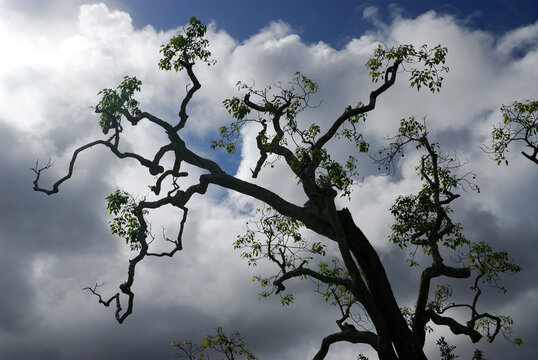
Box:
0, 3, 536, 360
496, 20, 538, 57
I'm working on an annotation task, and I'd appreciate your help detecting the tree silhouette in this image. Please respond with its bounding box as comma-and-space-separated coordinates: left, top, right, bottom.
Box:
32, 17, 521, 360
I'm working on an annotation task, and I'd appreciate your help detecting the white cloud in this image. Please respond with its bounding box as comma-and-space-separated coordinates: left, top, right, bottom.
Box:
496, 20, 538, 56
77, 3, 133, 39
340, 155, 424, 250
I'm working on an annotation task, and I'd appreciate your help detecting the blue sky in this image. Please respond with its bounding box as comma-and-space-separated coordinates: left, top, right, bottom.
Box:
122, 0, 538, 44
0, 1, 537, 360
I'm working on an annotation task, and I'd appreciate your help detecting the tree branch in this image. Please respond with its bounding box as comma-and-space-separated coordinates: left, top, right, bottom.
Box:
176, 60, 201, 131
32, 138, 166, 195
312, 329, 378, 360
273, 266, 353, 294
427, 309, 482, 343
313, 59, 402, 152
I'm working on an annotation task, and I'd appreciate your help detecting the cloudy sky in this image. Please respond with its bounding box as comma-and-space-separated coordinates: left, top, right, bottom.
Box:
0, 1, 537, 359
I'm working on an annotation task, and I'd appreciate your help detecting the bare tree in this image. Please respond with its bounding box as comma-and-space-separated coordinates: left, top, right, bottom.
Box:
32, 17, 521, 360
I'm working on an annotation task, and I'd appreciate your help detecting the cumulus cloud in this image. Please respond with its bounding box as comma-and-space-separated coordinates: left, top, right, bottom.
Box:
496, 20, 538, 56
0, 3, 536, 360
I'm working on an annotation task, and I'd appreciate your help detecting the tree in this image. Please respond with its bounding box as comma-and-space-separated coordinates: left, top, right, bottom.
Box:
484, 100, 538, 165
32, 17, 521, 360
171, 326, 258, 360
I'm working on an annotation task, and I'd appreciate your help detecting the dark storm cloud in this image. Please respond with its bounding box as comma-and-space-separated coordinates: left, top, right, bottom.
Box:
0, 118, 127, 346
455, 207, 538, 300
0, 244, 40, 334
0, 122, 117, 255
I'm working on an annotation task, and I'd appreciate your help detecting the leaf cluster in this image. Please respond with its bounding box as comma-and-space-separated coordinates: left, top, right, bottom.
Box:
474, 314, 522, 345
466, 241, 521, 291
96, 76, 142, 134
386, 118, 475, 265
427, 284, 453, 312
490, 99, 538, 165
172, 327, 258, 360
216, 72, 368, 197
105, 189, 146, 251
210, 120, 245, 154
234, 207, 327, 305
215, 73, 318, 152
234, 207, 311, 267
317, 259, 354, 309
366, 44, 448, 92
158, 16, 213, 72
389, 188, 468, 257
437, 336, 458, 360
436, 337, 496, 360
292, 147, 360, 198
337, 102, 369, 150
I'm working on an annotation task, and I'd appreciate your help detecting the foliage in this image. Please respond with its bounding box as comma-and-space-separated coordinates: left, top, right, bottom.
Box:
387, 117, 472, 265
234, 207, 309, 267
437, 337, 458, 360
234, 207, 326, 304
317, 259, 351, 304
427, 284, 452, 312
466, 241, 521, 291
172, 327, 258, 360
471, 349, 488, 360
105, 189, 146, 251
216, 72, 366, 197
159, 16, 213, 72
487, 99, 538, 165
380, 116, 521, 349
366, 44, 448, 92
97, 76, 142, 134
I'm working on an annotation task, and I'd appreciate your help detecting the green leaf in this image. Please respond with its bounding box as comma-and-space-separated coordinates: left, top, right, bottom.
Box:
158, 17, 213, 72
105, 190, 145, 251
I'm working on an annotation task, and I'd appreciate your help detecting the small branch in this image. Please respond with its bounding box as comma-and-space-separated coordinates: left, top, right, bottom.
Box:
152, 169, 189, 195
32, 139, 166, 195
427, 310, 482, 343
83, 283, 130, 323
273, 266, 353, 294
176, 60, 201, 131
312, 329, 378, 360
521, 146, 538, 165
147, 206, 188, 257
251, 120, 268, 178
243, 93, 266, 112
471, 312, 503, 343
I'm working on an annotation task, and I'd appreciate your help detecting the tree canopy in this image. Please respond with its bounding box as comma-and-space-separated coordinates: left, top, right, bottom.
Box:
32, 17, 523, 360
484, 100, 538, 166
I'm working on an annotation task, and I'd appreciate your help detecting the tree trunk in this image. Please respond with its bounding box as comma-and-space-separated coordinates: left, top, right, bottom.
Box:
338, 208, 427, 360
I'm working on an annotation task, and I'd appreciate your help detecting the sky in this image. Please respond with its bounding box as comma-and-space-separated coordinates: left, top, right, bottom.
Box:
0, 1, 537, 359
